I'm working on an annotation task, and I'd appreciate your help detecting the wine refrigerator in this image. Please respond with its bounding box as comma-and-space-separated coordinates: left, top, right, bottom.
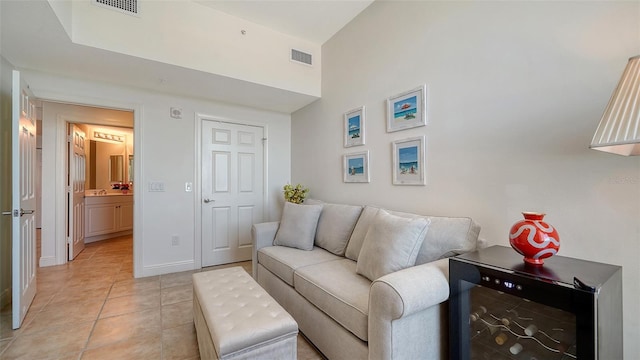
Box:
449, 246, 622, 360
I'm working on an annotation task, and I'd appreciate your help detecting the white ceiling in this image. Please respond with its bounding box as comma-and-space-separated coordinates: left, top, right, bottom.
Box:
195, 1, 374, 44
0, 0, 373, 113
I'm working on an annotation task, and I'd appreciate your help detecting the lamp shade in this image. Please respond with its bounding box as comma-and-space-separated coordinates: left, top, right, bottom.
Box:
590, 55, 640, 156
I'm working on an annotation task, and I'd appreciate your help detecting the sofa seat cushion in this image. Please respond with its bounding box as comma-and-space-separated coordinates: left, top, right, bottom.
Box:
258, 246, 342, 286
294, 259, 370, 341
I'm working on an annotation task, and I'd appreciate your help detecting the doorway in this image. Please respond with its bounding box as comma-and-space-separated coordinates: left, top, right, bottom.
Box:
39, 101, 139, 275
66, 122, 134, 260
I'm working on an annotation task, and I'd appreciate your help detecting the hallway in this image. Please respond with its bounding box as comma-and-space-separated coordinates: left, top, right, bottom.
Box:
0, 235, 321, 359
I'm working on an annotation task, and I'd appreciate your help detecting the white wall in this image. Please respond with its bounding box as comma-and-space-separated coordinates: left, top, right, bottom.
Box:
31, 70, 290, 276
291, 1, 640, 358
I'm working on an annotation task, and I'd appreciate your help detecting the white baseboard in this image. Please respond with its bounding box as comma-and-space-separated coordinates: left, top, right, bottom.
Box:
85, 230, 133, 243
0, 287, 11, 309
39, 256, 57, 267
141, 260, 195, 278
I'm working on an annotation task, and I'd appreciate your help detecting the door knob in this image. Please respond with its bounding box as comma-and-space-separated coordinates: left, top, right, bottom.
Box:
203, 198, 215, 203
20, 209, 35, 216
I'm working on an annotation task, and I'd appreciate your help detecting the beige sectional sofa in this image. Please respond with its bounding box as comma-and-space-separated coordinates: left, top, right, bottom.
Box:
252, 200, 481, 360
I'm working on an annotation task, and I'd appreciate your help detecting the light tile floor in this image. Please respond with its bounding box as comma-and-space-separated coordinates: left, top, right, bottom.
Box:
0, 234, 323, 360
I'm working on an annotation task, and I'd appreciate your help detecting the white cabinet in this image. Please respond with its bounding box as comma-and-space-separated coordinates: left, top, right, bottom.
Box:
85, 195, 133, 241
118, 201, 134, 231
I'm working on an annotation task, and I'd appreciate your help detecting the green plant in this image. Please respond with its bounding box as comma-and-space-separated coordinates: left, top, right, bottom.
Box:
283, 183, 309, 204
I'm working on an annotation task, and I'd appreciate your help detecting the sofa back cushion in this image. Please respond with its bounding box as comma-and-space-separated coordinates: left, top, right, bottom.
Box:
345, 206, 379, 261
345, 206, 481, 264
274, 202, 323, 251
415, 215, 480, 264
314, 203, 363, 256
303, 198, 324, 206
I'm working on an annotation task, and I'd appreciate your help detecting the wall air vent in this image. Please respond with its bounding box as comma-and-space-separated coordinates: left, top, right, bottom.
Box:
92, 0, 139, 16
291, 49, 313, 66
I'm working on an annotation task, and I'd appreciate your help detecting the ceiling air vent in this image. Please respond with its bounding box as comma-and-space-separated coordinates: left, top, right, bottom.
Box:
92, 0, 139, 16
291, 49, 313, 66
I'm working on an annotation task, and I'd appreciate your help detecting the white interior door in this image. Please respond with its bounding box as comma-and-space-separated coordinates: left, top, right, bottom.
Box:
202, 120, 264, 267
10, 70, 37, 329
68, 124, 86, 260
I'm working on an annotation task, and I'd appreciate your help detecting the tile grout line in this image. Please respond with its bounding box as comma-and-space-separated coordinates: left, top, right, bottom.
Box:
77, 253, 121, 359
0, 337, 15, 357
160, 277, 165, 360
0, 278, 59, 357
4, 235, 272, 360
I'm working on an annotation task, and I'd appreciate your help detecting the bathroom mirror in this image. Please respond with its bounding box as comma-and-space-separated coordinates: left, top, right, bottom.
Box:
109, 155, 124, 182
86, 134, 132, 190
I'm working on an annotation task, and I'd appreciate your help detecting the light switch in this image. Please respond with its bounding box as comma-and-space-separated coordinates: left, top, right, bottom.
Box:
185, 182, 193, 192
149, 181, 165, 192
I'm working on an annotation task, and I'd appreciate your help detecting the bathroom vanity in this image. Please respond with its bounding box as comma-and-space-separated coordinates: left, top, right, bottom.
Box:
84, 193, 133, 242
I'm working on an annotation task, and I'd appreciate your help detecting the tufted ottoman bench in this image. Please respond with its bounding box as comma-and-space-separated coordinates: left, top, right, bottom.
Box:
192, 266, 299, 360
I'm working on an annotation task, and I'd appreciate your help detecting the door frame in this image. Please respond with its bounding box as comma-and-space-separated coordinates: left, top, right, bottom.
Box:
194, 113, 269, 269
36, 91, 143, 278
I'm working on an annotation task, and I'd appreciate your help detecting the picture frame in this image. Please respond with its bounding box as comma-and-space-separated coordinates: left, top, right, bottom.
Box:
386, 85, 427, 132
343, 151, 370, 183
392, 136, 426, 185
344, 106, 365, 147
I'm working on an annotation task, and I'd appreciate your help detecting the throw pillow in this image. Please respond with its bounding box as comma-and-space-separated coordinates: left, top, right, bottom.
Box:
356, 209, 430, 281
274, 202, 323, 251
314, 203, 363, 256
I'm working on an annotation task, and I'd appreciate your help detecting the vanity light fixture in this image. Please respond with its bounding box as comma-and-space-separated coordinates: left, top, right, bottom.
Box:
94, 131, 124, 142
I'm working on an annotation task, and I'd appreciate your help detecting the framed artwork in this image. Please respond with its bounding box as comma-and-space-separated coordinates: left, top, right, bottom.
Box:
386, 85, 427, 132
344, 106, 365, 147
392, 136, 426, 185
343, 151, 370, 183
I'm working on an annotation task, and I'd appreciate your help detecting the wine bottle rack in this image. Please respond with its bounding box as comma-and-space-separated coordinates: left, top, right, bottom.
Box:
469, 285, 577, 360
450, 246, 623, 360
469, 286, 576, 360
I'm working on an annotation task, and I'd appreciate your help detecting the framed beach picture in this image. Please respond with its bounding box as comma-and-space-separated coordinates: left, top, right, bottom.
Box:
386, 85, 427, 132
344, 106, 365, 147
392, 136, 426, 185
343, 151, 370, 183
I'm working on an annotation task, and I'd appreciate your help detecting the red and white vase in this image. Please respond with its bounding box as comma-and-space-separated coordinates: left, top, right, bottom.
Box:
509, 212, 559, 266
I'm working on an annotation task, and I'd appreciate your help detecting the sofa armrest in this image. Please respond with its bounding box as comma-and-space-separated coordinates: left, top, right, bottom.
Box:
251, 221, 280, 278
253, 221, 280, 250
369, 258, 450, 360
